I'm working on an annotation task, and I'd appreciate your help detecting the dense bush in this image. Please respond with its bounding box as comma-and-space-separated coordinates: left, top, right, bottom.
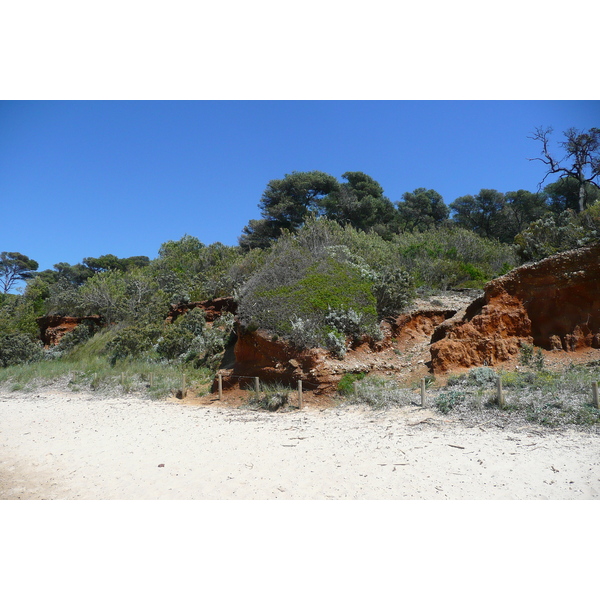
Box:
515, 205, 600, 262
0, 293, 41, 339
239, 232, 380, 351
158, 309, 235, 367
0, 332, 43, 368
156, 328, 198, 361
436, 389, 467, 413
337, 372, 366, 395
392, 226, 518, 289
150, 236, 243, 302
371, 267, 414, 317
106, 324, 162, 364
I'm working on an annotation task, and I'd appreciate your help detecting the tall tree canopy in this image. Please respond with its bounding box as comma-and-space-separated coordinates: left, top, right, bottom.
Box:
0, 252, 39, 294
449, 189, 506, 239
396, 188, 449, 232
543, 177, 600, 214
321, 171, 396, 232
529, 126, 600, 212
498, 189, 549, 242
239, 170, 400, 249
83, 254, 150, 273
239, 170, 339, 250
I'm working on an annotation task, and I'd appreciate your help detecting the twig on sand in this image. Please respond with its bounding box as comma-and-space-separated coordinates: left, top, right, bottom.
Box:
408, 417, 433, 426
448, 444, 465, 449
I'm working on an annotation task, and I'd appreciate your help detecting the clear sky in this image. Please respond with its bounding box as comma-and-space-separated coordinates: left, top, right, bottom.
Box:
1, 100, 598, 272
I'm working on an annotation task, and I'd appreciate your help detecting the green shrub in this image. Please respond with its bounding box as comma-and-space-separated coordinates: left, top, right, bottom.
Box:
371, 267, 414, 317
435, 389, 466, 413
156, 327, 197, 361
519, 343, 534, 366
467, 367, 497, 385
0, 332, 43, 368
515, 208, 600, 262
392, 226, 518, 290
239, 237, 379, 349
106, 324, 161, 364
337, 372, 366, 395
176, 307, 206, 336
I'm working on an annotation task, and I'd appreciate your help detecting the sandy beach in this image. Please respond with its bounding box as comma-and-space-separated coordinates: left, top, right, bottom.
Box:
2, 386, 599, 500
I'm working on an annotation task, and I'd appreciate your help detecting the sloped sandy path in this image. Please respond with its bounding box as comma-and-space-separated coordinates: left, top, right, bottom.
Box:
1, 389, 599, 500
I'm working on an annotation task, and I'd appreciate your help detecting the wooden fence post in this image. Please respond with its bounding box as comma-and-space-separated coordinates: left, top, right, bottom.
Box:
182, 374, 186, 397
298, 379, 303, 410
218, 373, 223, 401
149, 372, 153, 387
121, 372, 125, 386
353, 380, 359, 395
254, 377, 260, 395
593, 382, 599, 410
497, 377, 505, 408
421, 378, 426, 407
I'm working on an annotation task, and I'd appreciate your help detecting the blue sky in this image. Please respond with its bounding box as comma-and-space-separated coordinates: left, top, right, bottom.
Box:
1, 100, 598, 272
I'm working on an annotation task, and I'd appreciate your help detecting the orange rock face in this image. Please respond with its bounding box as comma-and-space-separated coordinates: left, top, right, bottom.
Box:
390, 310, 456, 346
217, 325, 337, 394
430, 244, 600, 373
37, 315, 103, 347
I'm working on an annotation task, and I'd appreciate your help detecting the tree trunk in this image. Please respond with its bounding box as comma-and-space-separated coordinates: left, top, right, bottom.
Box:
578, 178, 586, 213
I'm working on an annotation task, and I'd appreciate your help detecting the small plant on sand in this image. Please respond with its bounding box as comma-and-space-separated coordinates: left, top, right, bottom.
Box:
435, 389, 466, 414
337, 372, 366, 396
519, 343, 534, 367
248, 382, 292, 412
533, 348, 546, 372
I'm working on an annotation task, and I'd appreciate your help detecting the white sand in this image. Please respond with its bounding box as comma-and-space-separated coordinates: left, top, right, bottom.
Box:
1, 387, 599, 500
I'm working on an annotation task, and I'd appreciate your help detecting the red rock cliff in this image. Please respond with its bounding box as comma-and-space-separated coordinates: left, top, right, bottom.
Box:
430, 244, 600, 373
37, 315, 103, 347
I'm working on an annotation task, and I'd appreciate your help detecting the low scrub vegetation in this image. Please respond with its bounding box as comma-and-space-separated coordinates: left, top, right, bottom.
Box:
440, 364, 600, 427
343, 375, 418, 410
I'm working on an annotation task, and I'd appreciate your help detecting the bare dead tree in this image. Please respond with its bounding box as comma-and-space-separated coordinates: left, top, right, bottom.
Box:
528, 126, 600, 212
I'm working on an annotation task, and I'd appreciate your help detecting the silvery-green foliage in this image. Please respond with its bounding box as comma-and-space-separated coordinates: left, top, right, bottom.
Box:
467, 367, 497, 385
325, 245, 376, 281
325, 307, 364, 339
0, 332, 43, 367
289, 316, 320, 349
326, 329, 347, 359
45, 278, 85, 316
371, 267, 414, 318
203, 318, 233, 354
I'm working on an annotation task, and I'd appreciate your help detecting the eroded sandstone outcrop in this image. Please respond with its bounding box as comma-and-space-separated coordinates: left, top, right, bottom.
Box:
388, 309, 456, 346
37, 315, 103, 347
215, 308, 460, 394
216, 325, 337, 394
430, 244, 600, 373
